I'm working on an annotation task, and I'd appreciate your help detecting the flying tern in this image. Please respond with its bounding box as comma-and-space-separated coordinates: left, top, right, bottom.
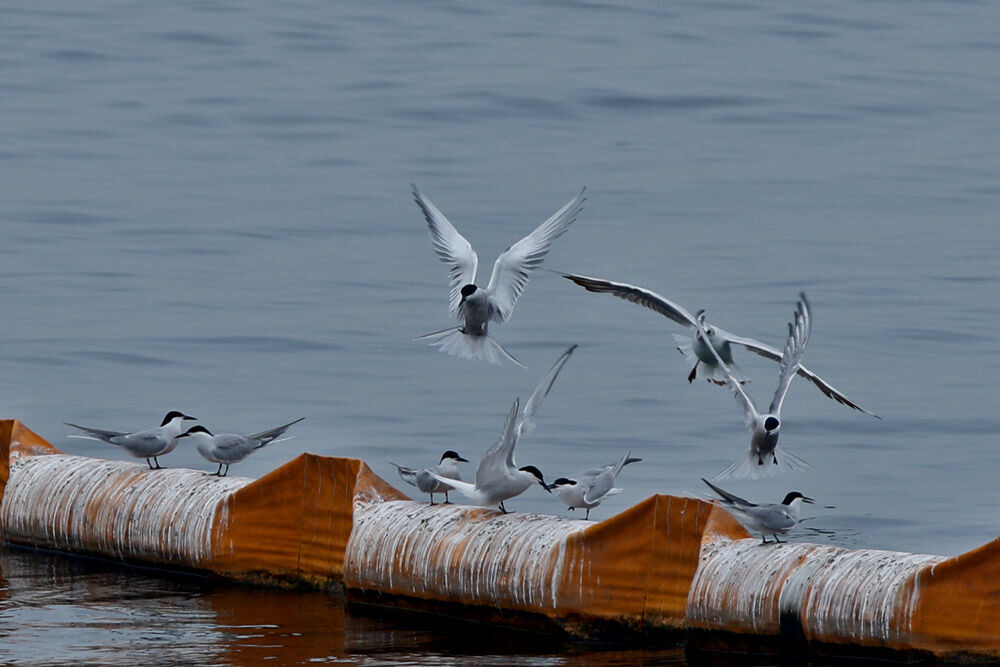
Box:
414, 185, 586, 366
428, 344, 577, 512
548, 451, 641, 520
702, 478, 813, 544
65, 410, 197, 469
176, 417, 305, 476
696, 293, 812, 479
391, 450, 469, 504
562, 273, 878, 418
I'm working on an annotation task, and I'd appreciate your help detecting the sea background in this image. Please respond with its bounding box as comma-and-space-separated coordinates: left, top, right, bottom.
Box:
2, 1, 999, 664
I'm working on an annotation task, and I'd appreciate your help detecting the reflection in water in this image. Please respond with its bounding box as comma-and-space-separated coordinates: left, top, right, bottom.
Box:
0, 546, 698, 665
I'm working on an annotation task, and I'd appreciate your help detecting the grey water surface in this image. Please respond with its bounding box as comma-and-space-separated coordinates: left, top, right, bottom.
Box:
2, 0, 999, 663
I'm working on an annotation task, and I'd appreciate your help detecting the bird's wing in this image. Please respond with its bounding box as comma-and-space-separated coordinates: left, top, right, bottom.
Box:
412, 185, 479, 313
746, 504, 796, 531
701, 477, 757, 509
518, 344, 576, 438
485, 188, 585, 323
390, 462, 419, 488
769, 294, 811, 415
724, 332, 879, 418
64, 423, 127, 442
561, 273, 698, 327
692, 312, 759, 428
582, 468, 616, 504
477, 397, 520, 488
247, 417, 305, 447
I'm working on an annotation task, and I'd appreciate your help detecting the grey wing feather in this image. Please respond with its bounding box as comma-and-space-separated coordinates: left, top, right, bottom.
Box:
486, 189, 585, 323
769, 294, 811, 415
412, 185, 479, 313
64, 423, 127, 442
725, 334, 880, 418
562, 273, 698, 327
702, 477, 757, 509
691, 313, 759, 428
247, 417, 305, 447
477, 397, 520, 488
518, 344, 576, 438
390, 462, 419, 487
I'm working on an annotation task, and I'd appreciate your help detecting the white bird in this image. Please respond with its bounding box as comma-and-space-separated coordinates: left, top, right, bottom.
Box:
695, 293, 812, 479
428, 344, 577, 512
176, 417, 305, 476
548, 451, 641, 520
390, 450, 469, 504
414, 185, 586, 367
65, 410, 197, 469
562, 273, 878, 418
702, 478, 814, 544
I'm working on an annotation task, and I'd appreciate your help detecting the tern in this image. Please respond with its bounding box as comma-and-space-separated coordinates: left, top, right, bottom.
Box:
176, 417, 305, 476
414, 185, 586, 366
428, 344, 577, 512
390, 450, 470, 504
702, 478, 813, 544
548, 451, 641, 520
562, 273, 878, 418
65, 410, 197, 469
696, 293, 812, 479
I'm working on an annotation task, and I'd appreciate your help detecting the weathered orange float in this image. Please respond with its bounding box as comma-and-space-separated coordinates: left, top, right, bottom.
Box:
1, 418, 998, 660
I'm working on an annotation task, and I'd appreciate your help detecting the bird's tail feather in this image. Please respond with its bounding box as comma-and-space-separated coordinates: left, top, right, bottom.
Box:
712, 447, 811, 481
416, 327, 525, 367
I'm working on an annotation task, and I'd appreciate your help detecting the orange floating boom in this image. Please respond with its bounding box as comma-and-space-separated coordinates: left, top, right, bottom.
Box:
1, 419, 999, 660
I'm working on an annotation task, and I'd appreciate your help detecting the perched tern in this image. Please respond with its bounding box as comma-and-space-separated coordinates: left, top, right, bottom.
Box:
391, 450, 470, 504
176, 417, 305, 476
65, 410, 197, 469
414, 185, 586, 366
696, 293, 812, 479
428, 344, 577, 512
702, 478, 813, 544
562, 273, 878, 418
548, 451, 641, 520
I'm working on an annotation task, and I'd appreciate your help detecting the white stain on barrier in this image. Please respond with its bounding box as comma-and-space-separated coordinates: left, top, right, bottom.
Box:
344, 500, 590, 610
1, 454, 251, 566
687, 536, 946, 644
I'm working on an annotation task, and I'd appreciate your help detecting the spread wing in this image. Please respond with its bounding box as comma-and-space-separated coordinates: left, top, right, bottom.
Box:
562, 273, 698, 328
486, 188, 585, 323
725, 332, 879, 418
476, 398, 520, 488
769, 294, 811, 416
518, 344, 576, 439
412, 185, 479, 313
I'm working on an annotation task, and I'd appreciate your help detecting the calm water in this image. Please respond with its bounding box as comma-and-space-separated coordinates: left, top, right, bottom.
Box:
2, 0, 999, 663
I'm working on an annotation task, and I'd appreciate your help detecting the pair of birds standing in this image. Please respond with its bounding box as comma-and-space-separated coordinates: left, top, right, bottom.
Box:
66, 412, 304, 476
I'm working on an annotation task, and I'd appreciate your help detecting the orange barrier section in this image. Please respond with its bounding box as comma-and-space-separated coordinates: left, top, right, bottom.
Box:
4, 419, 1000, 659
344, 493, 720, 634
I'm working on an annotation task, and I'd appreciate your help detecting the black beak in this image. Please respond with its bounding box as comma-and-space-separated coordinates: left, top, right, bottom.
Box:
803, 496, 815, 504
457, 456, 469, 462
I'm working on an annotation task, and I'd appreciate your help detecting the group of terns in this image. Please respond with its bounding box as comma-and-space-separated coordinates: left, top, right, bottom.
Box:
62, 187, 876, 545
404, 186, 879, 542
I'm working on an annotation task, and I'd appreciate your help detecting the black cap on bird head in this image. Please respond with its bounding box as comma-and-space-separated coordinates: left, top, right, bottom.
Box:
519, 465, 549, 490
764, 416, 780, 432
781, 491, 814, 505
460, 284, 478, 300
177, 425, 212, 438
161, 411, 196, 426
440, 450, 469, 463
546, 477, 576, 490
